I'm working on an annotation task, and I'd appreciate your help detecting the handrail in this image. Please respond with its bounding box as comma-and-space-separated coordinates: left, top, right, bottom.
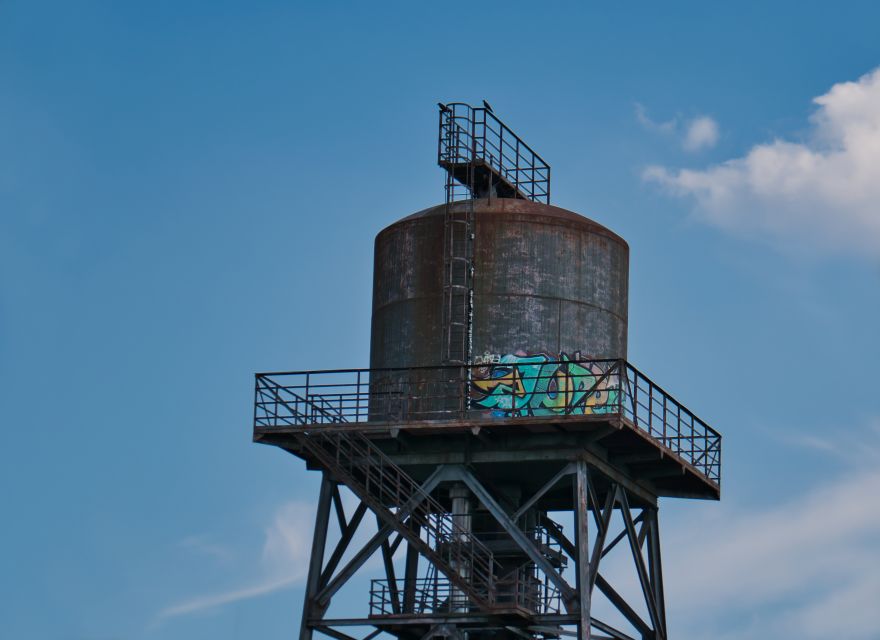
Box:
438, 103, 551, 203
254, 358, 722, 487
443, 102, 549, 167
368, 568, 563, 616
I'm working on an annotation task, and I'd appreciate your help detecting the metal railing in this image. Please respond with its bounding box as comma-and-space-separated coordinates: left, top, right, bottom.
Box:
438, 103, 550, 203
621, 363, 722, 485
254, 358, 721, 486
369, 568, 562, 617
289, 427, 498, 607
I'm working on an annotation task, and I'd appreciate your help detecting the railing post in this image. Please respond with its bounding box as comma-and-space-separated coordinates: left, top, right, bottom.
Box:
615, 360, 623, 416
516, 138, 521, 192
305, 373, 311, 423
704, 432, 709, 477
663, 393, 668, 447
254, 375, 261, 427
356, 370, 361, 422
632, 366, 638, 427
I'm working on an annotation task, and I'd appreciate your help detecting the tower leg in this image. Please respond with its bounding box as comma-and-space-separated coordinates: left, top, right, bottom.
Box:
403, 526, 420, 613
574, 460, 591, 640
299, 473, 334, 640
646, 508, 667, 637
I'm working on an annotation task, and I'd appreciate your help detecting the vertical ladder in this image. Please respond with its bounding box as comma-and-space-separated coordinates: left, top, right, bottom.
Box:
440, 108, 475, 365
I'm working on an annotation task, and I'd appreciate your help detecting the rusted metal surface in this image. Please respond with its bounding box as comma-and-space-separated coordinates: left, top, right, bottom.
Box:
370, 199, 629, 372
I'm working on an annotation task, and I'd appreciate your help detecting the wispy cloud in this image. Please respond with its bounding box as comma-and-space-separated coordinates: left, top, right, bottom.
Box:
157, 575, 298, 618
665, 439, 880, 639
774, 417, 880, 466
156, 501, 315, 621
178, 535, 235, 564
635, 103, 720, 152
682, 116, 719, 152
635, 102, 677, 134
644, 66, 880, 258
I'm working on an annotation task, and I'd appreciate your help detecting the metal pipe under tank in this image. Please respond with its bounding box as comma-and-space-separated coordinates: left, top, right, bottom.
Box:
449, 484, 472, 612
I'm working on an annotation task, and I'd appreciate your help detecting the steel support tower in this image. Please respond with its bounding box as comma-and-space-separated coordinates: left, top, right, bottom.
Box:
253, 104, 720, 640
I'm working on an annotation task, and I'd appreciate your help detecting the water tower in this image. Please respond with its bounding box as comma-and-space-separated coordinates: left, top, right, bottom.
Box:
254, 103, 721, 640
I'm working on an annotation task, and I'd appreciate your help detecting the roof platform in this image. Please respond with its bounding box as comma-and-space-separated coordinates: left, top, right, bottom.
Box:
438, 103, 550, 203
253, 359, 721, 503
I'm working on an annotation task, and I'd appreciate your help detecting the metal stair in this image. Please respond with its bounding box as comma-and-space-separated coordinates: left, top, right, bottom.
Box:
295, 428, 498, 609
256, 386, 498, 605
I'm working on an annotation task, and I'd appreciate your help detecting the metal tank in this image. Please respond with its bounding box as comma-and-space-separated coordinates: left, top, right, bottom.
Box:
370, 197, 628, 373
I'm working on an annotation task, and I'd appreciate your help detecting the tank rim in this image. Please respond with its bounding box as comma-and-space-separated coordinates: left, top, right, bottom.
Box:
380, 198, 628, 249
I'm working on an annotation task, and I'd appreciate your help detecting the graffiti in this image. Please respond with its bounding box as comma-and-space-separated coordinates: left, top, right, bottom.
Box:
470, 351, 619, 417
473, 352, 502, 366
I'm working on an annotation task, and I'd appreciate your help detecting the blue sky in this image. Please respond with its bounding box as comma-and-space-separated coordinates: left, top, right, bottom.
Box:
2, 2, 879, 638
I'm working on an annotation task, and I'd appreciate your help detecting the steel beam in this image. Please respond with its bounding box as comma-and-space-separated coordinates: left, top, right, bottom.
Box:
574, 460, 591, 640
541, 514, 577, 560
600, 511, 646, 560
619, 490, 664, 639
594, 573, 651, 638
377, 514, 401, 614
591, 617, 638, 640
590, 485, 617, 590
448, 465, 577, 607
513, 462, 575, 521
313, 627, 358, 640
300, 473, 334, 640
403, 523, 421, 613
331, 485, 348, 532
646, 509, 667, 634
319, 502, 368, 588
315, 466, 447, 609
385, 447, 658, 507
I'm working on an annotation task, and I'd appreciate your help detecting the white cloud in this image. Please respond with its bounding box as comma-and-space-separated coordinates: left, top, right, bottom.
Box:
157, 501, 314, 620
635, 104, 719, 151
157, 574, 299, 618
683, 116, 719, 151
644, 66, 880, 258
178, 535, 234, 564
775, 418, 880, 464
665, 466, 880, 639
155, 489, 380, 625
635, 102, 677, 134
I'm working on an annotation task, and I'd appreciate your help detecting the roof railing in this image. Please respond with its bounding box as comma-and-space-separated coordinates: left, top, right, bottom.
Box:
254, 358, 721, 486
438, 103, 550, 203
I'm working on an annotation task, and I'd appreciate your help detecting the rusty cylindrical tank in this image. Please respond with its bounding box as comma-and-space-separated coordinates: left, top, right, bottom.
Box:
370, 198, 629, 373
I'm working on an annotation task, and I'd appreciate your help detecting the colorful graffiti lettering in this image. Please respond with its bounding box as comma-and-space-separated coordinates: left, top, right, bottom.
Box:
470, 352, 619, 417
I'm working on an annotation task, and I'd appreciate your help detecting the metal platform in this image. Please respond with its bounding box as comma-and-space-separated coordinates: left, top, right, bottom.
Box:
253, 359, 721, 501
438, 103, 550, 203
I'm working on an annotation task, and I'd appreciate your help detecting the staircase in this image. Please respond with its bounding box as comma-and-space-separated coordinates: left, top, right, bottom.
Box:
296, 428, 498, 608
